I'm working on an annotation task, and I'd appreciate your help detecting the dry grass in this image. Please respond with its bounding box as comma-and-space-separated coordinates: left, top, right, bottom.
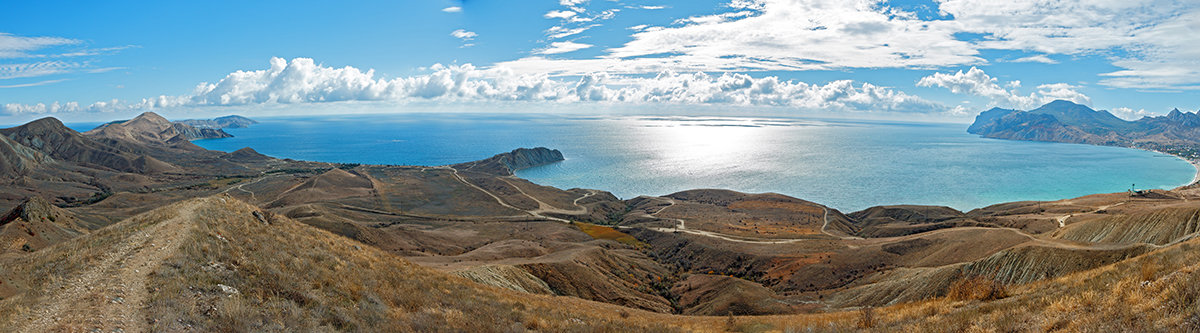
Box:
946, 275, 1008, 301
0, 201, 180, 326
11, 194, 1200, 332
727, 200, 824, 215
575, 222, 648, 248
145, 196, 683, 332
863, 238, 1200, 332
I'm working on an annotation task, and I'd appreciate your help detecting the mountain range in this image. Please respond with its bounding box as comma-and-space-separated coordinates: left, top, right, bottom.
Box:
969, 100, 1200, 158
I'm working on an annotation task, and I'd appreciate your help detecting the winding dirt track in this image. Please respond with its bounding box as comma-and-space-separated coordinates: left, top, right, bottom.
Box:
16, 201, 199, 333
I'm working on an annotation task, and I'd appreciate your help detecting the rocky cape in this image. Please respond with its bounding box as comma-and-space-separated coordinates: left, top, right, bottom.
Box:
968, 100, 1200, 156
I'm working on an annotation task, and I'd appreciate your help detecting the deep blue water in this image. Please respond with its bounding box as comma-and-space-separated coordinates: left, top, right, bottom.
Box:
144, 112, 1198, 212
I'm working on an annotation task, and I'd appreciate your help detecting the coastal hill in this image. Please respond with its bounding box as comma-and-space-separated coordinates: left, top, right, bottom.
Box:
176, 115, 258, 129
85, 112, 239, 143
969, 100, 1200, 157
2, 113, 1200, 330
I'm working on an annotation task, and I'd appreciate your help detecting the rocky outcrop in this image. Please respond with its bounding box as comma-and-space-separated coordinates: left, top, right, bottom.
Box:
0, 196, 86, 253
451, 147, 565, 176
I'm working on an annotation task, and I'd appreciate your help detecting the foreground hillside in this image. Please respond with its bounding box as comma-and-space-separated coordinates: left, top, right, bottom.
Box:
2, 195, 1199, 332
0, 196, 684, 332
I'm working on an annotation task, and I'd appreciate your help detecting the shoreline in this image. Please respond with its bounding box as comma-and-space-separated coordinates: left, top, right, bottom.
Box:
1143, 148, 1200, 187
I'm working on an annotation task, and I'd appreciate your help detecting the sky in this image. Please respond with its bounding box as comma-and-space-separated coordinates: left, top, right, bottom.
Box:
2, 0, 1199, 124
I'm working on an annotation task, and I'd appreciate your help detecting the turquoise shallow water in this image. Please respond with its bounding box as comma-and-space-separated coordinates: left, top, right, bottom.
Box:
175, 113, 1194, 212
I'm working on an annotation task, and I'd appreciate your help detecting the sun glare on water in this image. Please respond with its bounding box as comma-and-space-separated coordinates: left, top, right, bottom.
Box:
632, 117, 784, 178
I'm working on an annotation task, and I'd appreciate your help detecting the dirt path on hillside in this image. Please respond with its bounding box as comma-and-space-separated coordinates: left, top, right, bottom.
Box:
16, 201, 199, 333
499, 177, 591, 216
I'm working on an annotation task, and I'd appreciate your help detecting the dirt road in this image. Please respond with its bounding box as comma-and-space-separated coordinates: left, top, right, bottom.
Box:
16, 201, 199, 333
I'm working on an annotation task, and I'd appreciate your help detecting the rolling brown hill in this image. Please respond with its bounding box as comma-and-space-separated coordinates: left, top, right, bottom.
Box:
2, 195, 1199, 332
1, 117, 144, 173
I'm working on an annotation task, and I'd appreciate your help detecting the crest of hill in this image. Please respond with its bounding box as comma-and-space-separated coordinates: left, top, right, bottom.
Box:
451, 147, 564, 175
0, 196, 86, 253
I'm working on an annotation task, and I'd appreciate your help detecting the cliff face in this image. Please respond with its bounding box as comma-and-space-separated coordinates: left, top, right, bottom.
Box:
967, 100, 1200, 148
0, 196, 86, 253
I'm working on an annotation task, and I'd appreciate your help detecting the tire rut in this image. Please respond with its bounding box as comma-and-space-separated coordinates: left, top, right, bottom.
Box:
17, 201, 199, 333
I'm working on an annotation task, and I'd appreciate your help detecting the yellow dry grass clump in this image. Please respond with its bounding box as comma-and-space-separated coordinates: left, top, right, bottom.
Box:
575, 222, 649, 248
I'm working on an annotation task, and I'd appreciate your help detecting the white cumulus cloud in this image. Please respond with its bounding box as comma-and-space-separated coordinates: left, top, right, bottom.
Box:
442, 6, 461, 13
1, 57, 949, 116
1109, 107, 1156, 121
917, 67, 1091, 110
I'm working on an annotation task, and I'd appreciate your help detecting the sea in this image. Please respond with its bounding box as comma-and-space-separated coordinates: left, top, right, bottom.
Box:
73, 112, 1194, 212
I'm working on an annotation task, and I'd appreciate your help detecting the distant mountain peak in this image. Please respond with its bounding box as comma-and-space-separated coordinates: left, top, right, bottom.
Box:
130, 111, 169, 123
1044, 99, 1083, 107
1168, 108, 1185, 118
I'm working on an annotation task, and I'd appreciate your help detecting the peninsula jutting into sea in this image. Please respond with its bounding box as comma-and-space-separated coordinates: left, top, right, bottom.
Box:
6, 1, 1200, 331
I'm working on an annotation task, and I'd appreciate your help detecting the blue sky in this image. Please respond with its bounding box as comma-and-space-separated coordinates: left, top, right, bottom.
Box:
2, 0, 1199, 123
